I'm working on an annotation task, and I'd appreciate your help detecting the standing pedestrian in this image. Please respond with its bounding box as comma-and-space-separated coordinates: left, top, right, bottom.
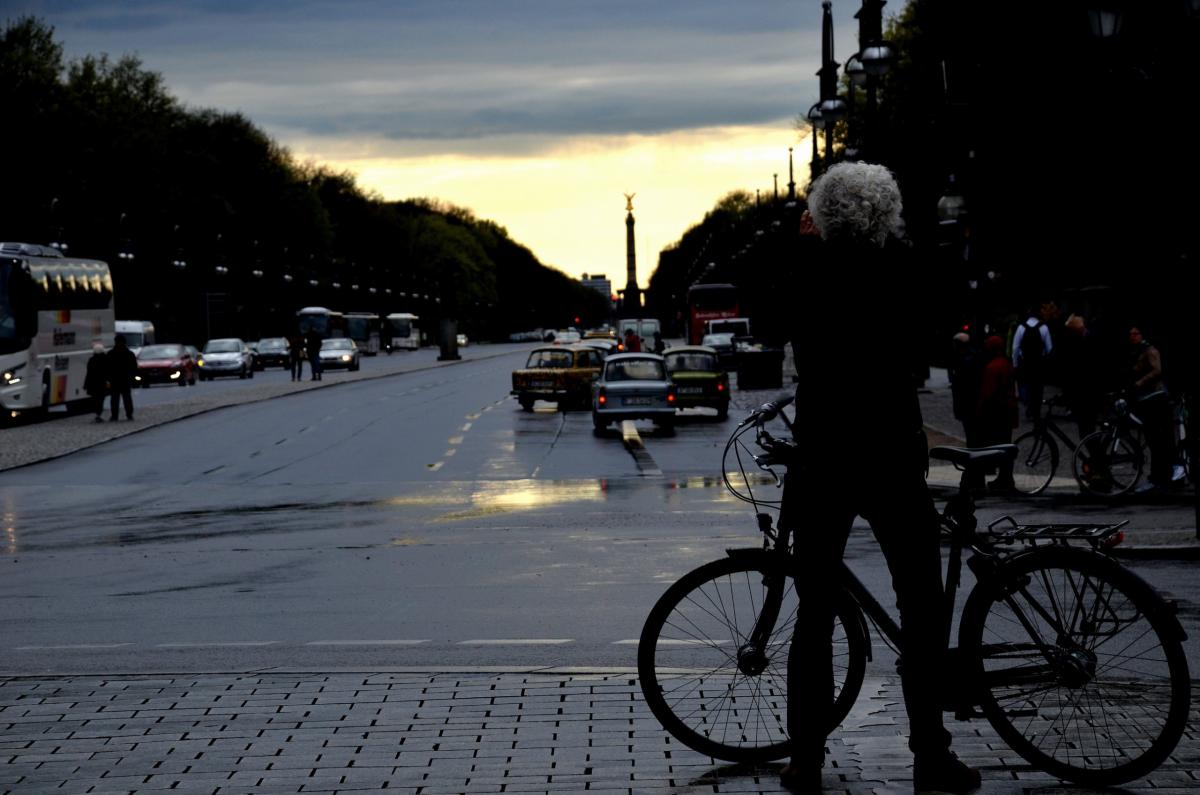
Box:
948, 331, 983, 488
780, 162, 979, 794
976, 334, 1018, 490
289, 332, 305, 381
1057, 314, 1103, 442
1128, 326, 1173, 492
623, 327, 641, 353
84, 342, 108, 422
305, 329, 323, 381
1011, 303, 1054, 419
107, 334, 137, 421
651, 330, 665, 355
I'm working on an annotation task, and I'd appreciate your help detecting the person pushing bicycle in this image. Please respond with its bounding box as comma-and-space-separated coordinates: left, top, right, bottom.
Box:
780, 162, 979, 794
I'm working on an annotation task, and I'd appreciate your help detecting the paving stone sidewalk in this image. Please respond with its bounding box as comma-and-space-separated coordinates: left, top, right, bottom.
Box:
1, 670, 1196, 794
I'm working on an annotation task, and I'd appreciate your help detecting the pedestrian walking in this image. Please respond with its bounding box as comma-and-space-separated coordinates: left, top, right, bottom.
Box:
107, 334, 138, 421
84, 342, 108, 422
305, 329, 323, 381
976, 334, 1018, 490
1011, 303, 1054, 419
289, 333, 305, 381
779, 162, 979, 794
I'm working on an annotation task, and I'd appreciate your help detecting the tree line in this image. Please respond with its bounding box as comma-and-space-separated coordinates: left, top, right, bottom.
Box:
0, 17, 609, 343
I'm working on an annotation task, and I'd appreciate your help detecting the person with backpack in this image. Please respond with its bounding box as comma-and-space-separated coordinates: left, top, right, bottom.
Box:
1011, 302, 1054, 419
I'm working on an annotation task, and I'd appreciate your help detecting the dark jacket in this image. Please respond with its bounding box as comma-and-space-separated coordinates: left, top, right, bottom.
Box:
788, 240, 925, 473
84, 352, 108, 397
107, 345, 138, 387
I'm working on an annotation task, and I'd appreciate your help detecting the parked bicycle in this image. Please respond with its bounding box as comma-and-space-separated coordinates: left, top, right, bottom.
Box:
1010, 394, 1086, 494
638, 396, 1190, 787
1073, 393, 1149, 497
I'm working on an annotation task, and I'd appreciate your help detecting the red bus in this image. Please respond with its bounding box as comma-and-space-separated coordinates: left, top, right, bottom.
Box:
685, 283, 740, 345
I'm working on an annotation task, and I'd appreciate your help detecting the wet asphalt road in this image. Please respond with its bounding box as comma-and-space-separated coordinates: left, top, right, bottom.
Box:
1, 349, 1196, 676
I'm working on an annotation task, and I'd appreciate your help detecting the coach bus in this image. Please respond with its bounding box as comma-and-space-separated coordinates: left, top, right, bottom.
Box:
685, 283, 740, 345
0, 242, 114, 418
343, 311, 381, 355
383, 312, 420, 351
296, 306, 345, 340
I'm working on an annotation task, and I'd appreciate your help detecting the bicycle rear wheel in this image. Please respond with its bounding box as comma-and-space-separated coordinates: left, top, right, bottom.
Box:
961, 546, 1190, 786
1073, 430, 1143, 497
637, 552, 867, 763
1012, 430, 1058, 494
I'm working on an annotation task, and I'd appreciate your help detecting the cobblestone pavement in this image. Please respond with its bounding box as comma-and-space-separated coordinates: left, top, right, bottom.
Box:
1, 671, 1196, 794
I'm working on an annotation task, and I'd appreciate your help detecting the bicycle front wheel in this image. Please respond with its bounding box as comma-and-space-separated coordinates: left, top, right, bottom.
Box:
1073, 430, 1143, 497
1012, 430, 1058, 494
637, 553, 867, 763
961, 546, 1190, 786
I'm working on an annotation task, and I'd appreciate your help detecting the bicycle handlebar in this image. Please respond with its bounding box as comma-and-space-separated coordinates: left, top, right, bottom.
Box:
740, 394, 795, 427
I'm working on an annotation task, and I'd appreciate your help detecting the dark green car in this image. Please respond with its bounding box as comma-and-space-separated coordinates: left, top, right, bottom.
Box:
664, 346, 730, 420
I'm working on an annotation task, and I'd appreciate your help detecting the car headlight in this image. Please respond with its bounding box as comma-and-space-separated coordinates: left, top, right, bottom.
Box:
169, 371, 181, 379
134, 375, 142, 382
197, 359, 205, 367
341, 354, 351, 362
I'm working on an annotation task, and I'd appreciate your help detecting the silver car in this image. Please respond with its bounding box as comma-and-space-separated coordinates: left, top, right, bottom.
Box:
591, 352, 676, 435
198, 338, 255, 380
318, 337, 361, 371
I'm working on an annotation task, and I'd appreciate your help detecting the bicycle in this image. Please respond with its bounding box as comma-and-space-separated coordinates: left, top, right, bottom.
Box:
1010, 394, 1084, 494
1072, 392, 1151, 498
638, 396, 1190, 787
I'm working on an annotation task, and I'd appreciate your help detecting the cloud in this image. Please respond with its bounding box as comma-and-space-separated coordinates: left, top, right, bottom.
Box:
34, 0, 864, 153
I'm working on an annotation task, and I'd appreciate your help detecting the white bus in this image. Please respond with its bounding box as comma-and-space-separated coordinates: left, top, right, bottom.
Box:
0, 242, 114, 417
343, 311, 381, 355
296, 306, 345, 339
383, 312, 420, 352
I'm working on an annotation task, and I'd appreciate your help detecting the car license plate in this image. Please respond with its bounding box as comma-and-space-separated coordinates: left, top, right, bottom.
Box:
531, 380, 554, 388
678, 386, 703, 395
623, 396, 652, 406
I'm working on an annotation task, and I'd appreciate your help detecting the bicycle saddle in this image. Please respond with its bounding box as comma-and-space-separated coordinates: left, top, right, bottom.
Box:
929, 444, 1018, 469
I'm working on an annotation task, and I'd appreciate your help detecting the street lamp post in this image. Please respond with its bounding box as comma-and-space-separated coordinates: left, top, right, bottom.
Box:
854, 0, 895, 162
807, 103, 824, 182
818, 1, 847, 167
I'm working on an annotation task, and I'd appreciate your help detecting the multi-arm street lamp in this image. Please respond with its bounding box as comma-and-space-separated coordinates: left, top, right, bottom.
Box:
853, 0, 895, 162
817, 1, 847, 168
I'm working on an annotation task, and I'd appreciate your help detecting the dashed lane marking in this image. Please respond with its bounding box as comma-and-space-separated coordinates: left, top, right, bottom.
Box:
156, 641, 278, 648
305, 640, 430, 646
16, 643, 133, 650
459, 639, 574, 646
612, 639, 728, 646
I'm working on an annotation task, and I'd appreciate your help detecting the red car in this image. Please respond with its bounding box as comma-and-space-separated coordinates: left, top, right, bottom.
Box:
135, 343, 197, 387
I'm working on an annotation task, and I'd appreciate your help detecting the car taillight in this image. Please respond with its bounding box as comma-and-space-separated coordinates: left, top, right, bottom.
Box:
598, 388, 607, 406
717, 381, 725, 392
667, 388, 676, 404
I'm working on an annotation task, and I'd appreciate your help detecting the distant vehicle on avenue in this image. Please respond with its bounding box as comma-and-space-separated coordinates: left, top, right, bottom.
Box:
114, 319, 156, 354
511, 344, 603, 411
701, 332, 737, 366
384, 312, 420, 352
135, 344, 196, 387
254, 337, 291, 369
591, 352, 676, 435
0, 242, 114, 418
318, 337, 361, 371
198, 338, 255, 380
663, 345, 729, 420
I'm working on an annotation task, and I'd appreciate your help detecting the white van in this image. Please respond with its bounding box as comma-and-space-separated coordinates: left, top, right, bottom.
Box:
705, 317, 751, 338
114, 320, 156, 354
617, 318, 661, 351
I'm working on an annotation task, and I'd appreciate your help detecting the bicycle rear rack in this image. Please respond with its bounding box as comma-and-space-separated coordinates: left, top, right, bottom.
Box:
986, 516, 1130, 548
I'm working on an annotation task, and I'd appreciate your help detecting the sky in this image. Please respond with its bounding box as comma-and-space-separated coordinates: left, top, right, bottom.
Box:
11, 0, 877, 287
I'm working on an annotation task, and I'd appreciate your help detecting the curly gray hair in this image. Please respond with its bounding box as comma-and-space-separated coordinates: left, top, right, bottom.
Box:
807, 162, 903, 247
